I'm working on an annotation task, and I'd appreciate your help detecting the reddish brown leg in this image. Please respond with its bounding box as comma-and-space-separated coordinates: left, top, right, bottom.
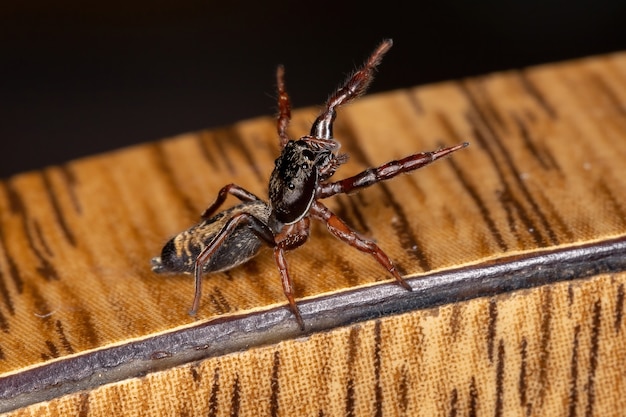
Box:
272, 218, 311, 329
276, 65, 292, 149
191, 212, 275, 315
317, 142, 468, 199
201, 183, 262, 219
274, 246, 304, 329
310, 39, 393, 140
310, 201, 412, 291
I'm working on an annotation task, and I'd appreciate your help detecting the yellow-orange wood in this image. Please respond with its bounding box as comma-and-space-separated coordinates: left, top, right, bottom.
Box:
1, 51, 625, 416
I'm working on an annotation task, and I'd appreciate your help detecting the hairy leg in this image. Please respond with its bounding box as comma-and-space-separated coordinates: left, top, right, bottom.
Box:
276, 65, 292, 149
310, 39, 393, 140
201, 183, 262, 219
310, 201, 412, 291
317, 142, 468, 199
191, 212, 275, 315
272, 218, 311, 329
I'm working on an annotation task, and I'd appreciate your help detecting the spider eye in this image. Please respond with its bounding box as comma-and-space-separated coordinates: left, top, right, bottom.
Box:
302, 149, 315, 160
288, 182, 295, 190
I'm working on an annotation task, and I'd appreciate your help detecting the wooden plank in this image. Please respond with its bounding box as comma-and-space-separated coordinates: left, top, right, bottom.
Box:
1, 50, 625, 414
6, 269, 626, 416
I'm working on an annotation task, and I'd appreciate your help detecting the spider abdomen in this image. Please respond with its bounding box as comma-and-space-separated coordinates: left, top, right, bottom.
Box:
152, 201, 271, 274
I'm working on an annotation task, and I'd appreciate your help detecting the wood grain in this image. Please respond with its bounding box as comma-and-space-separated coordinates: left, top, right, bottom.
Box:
1, 50, 625, 415
7, 270, 626, 416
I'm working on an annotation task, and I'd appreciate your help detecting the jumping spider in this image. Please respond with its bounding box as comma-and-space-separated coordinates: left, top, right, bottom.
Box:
151, 39, 468, 329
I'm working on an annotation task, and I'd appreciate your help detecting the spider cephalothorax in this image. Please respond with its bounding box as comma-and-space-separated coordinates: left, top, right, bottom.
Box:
268, 138, 343, 227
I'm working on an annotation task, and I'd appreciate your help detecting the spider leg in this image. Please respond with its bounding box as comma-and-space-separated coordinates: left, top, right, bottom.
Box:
190, 212, 275, 315
311, 39, 393, 140
201, 183, 262, 219
276, 65, 292, 149
317, 142, 468, 199
274, 247, 304, 329
310, 201, 412, 291
272, 218, 311, 330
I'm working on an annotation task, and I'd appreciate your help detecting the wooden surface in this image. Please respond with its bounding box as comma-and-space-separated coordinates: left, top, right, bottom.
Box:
1, 51, 626, 415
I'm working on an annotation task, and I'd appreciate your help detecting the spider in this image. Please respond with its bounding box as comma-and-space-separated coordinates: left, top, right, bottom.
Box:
151, 39, 468, 329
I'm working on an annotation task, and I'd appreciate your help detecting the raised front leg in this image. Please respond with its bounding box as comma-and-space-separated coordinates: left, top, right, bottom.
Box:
310, 39, 393, 141
276, 65, 292, 149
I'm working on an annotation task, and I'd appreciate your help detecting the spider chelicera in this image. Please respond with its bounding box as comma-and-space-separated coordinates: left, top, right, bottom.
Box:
151, 39, 468, 329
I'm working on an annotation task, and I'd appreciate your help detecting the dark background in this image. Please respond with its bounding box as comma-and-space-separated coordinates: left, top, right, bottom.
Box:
2, 1, 625, 178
